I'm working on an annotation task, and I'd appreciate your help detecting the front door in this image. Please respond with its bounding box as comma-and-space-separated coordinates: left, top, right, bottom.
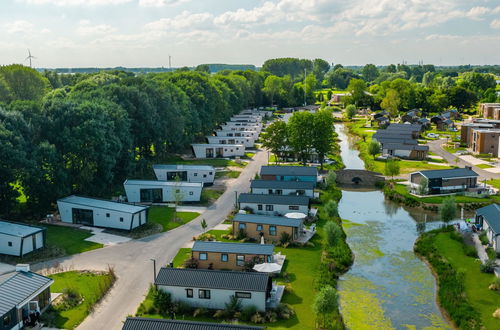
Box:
140, 188, 163, 203
72, 208, 94, 225
216, 148, 224, 157
206, 148, 214, 158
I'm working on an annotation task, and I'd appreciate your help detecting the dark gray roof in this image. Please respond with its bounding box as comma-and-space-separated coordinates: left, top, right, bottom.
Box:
122, 318, 264, 330
239, 193, 309, 206
250, 180, 315, 190
375, 137, 418, 145
382, 143, 429, 151
155, 268, 270, 292
476, 204, 500, 234
386, 123, 422, 131
418, 168, 479, 179
192, 241, 274, 255
0, 271, 53, 315
58, 195, 148, 214
260, 166, 317, 177
234, 214, 302, 227
443, 119, 454, 125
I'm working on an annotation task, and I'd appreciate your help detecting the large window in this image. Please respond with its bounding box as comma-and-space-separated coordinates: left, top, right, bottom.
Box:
186, 288, 193, 298
221, 254, 228, 262
256, 224, 263, 231
289, 205, 299, 210
140, 188, 163, 203
72, 208, 93, 226
199, 289, 211, 299
236, 255, 245, 266
199, 253, 208, 260
235, 292, 252, 299
239, 223, 246, 230
257, 204, 263, 211
269, 226, 277, 236
265, 205, 274, 211
167, 171, 187, 181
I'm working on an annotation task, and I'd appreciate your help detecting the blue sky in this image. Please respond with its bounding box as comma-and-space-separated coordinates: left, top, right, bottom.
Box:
1, 0, 499, 67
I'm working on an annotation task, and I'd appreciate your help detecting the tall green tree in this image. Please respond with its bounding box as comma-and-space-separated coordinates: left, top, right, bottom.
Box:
384, 159, 400, 179
440, 197, 457, 223
368, 139, 381, 159
346, 78, 370, 106
0, 64, 50, 102
313, 285, 339, 329
362, 64, 379, 81
261, 121, 288, 163
262, 75, 282, 106
287, 111, 315, 165
312, 109, 334, 169
381, 89, 400, 117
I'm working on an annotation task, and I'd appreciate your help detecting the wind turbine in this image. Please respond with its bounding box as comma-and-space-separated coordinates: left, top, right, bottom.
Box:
25, 49, 36, 68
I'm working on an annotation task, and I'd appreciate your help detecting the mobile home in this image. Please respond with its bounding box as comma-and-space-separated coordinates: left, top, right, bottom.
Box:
0, 221, 45, 257
250, 180, 315, 197
238, 193, 310, 216
206, 136, 254, 148
153, 164, 215, 185
124, 180, 202, 203
57, 195, 148, 230
214, 130, 258, 140
191, 144, 245, 159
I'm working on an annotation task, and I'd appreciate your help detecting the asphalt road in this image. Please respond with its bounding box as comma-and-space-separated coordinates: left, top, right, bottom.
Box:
34, 149, 268, 330
427, 138, 500, 180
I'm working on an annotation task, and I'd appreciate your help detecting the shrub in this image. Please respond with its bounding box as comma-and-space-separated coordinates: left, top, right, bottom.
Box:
463, 245, 478, 258
224, 295, 242, 315
489, 277, 500, 291
213, 309, 228, 319
183, 258, 199, 269
60, 287, 82, 310
153, 289, 171, 314
324, 221, 342, 247
324, 200, 339, 218
439, 196, 457, 223
236, 229, 247, 240
265, 311, 278, 323
325, 170, 337, 188
172, 300, 192, 315
478, 231, 489, 245
241, 305, 257, 322
274, 303, 295, 320
193, 308, 208, 317
244, 256, 263, 271
279, 232, 291, 246
480, 259, 496, 273
251, 312, 265, 323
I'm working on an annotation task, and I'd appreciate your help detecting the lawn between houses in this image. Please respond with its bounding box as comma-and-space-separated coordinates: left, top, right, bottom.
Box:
136, 183, 352, 329
414, 227, 499, 329
42, 270, 116, 329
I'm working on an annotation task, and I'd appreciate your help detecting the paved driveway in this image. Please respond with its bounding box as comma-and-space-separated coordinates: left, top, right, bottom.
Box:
33, 149, 268, 330
427, 139, 500, 180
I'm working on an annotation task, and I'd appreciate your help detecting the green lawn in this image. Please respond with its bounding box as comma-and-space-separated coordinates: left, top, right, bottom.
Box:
148, 206, 198, 232
372, 159, 453, 174
487, 179, 500, 189
434, 232, 499, 329
200, 188, 224, 205
44, 225, 103, 255
476, 164, 494, 169
160, 156, 247, 168
215, 170, 241, 179
393, 184, 500, 204
45, 271, 115, 329
172, 248, 192, 267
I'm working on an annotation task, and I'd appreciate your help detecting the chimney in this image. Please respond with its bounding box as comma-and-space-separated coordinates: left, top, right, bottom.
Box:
465, 166, 472, 171
15, 264, 30, 272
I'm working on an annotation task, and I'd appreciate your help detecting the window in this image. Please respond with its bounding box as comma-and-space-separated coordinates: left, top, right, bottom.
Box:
256, 224, 263, 231
257, 204, 263, 211
175, 189, 180, 193
275, 189, 282, 195
186, 288, 193, 298
194, 173, 198, 176
239, 223, 246, 230
199, 253, 208, 260
106, 213, 110, 218
237, 255, 245, 266
203, 174, 207, 178
119, 217, 124, 222
199, 289, 211, 299
8, 242, 12, 247
209, 172, 213, 175
235, 292, 252, 299
268, 189, 273, 194
265, 205, 274, 211
221, 254, 228, 262
189, 191, 194, 195
289, 205, 299, 210
269, 226, 277, 236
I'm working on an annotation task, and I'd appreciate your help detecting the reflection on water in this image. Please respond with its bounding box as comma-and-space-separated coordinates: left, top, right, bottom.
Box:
335, 124, 450, 329
335, 123, 365, 170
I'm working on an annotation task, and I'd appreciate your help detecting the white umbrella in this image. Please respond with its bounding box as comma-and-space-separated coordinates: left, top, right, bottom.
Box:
260, 236, 265, 244
253, 263, 281, 273
285, 212, 307, 219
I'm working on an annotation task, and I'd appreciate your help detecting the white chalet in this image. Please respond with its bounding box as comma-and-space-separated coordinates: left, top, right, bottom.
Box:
191, 144, 245, 159
153, 164, 215, 186
124, 180, 202, 203
0, 221, 45, 257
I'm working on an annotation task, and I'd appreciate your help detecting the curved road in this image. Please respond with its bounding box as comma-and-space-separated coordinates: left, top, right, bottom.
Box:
34, 149, 268, 330
427, 139, 500, 180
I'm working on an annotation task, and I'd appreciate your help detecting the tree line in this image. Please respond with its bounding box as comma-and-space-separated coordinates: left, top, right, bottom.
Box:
0, 65, 269, 218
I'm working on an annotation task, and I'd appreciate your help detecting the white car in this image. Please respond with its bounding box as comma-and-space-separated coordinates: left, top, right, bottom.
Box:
427, 133, 439, 138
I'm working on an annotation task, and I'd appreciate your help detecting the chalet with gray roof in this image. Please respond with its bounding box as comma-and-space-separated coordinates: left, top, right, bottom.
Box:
0, 264, 53, 330
124, 180, 203, 203
410, 167, 479, 195
475, 204, 500, 253
122, 318, 264, 330
191, 241, 274, 270
238, 193, 310, 216
373, 123, 428, 160
233, 214, 304, 243
250, 180, 315, 197
155, 268, 276, 311
153, 164, 215, 185
57, 195, 149, 230
260, 166, 318, 184
0, 221, 45, 257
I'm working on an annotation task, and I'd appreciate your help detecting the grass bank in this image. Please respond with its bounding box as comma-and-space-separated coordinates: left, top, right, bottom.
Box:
415, 227, 499, 329
42, 270, 116, 329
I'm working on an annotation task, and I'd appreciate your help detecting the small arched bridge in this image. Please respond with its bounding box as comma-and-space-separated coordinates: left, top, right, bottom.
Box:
335, 169, 385, 186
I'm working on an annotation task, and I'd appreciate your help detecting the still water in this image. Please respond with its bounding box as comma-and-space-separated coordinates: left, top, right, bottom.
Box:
334, 124, 450, 329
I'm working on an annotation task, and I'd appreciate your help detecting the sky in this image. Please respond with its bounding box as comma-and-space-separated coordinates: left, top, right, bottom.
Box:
1, 0, 499, 68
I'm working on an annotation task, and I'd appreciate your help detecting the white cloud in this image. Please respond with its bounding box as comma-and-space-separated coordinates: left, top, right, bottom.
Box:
138, 0, 189, 7
5, 20, 35, 34
145, 11, 214, 31
77, 20, 117, 36
491, 19, 500, 29
20, 0, 132, 5
465, 6, 489, 20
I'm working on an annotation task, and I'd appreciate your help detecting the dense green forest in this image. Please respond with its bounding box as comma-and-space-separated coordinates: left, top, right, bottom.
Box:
0, 58, 498, 218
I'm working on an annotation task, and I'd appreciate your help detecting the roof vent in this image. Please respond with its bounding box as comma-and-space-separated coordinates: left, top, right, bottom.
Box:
16, 264, 30, 272
465, 166, 472, 170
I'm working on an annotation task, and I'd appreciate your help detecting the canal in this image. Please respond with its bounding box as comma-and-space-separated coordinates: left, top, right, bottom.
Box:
334, 124, 450, 329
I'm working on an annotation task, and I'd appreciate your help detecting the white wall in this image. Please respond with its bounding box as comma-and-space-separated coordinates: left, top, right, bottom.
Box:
383, 148, 411, 158
239, 202, 309, 216
154, 168, 215, 185
220, 124, 262, 133
0, 233, 22, 256
206, 136, 254, 148
124, 184, 202, 203
158, 285, 266, 311
251, 187, 314, 198
191, 144, 245, 158
214, 130, 258, 139
57, 201, 144, 230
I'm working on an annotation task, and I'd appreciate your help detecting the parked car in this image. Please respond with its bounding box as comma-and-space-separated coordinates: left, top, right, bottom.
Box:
448, 128, 458, 132
427, 133, 439, 138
